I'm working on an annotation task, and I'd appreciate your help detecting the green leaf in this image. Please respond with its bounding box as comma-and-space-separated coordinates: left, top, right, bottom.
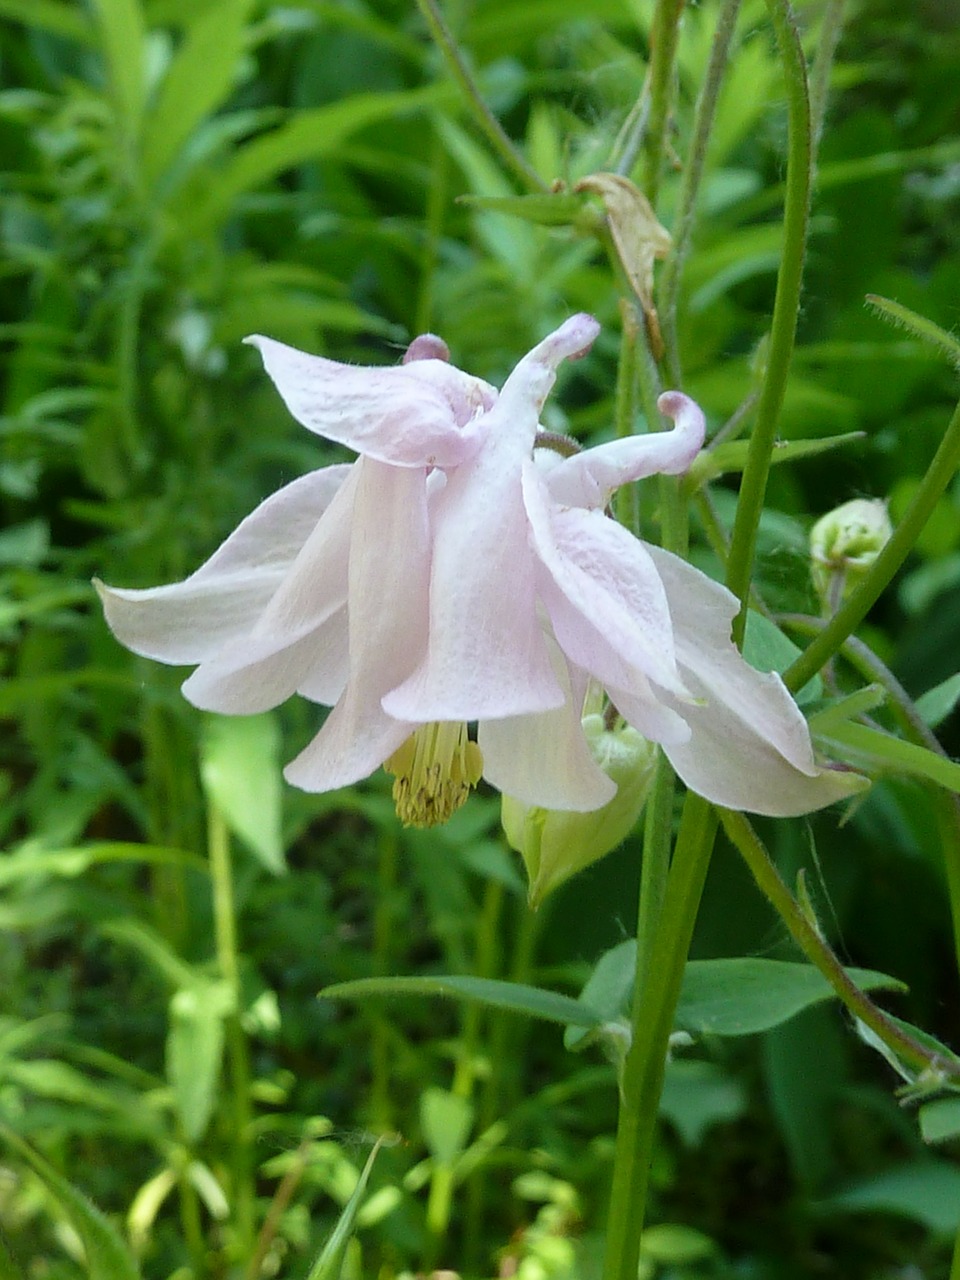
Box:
0, 1125, 141, 1280
677, 959, 904, 1037
915, 672, 960, 728
866, 295, 960, 369
141, 0, 254, 188
565, 943, 903, 1047
816, 1160, 960, 1235
689, 432, 864, 486
0, 843, 205, 891
919, 1096, 960, 1145
88, 0, 147, 142
181, 86, 447, 235
456, 192, 589, 228
200, 714, 285, 873
319, 975, 603, 1030
743, 611, 822, 704
166, 980, 233, 1143
0, 0, 94, 43
305, 1138, 386, 1280
420, 1088, 473, 1165
818, 720, 960, 795
659, 1059, 748, 1146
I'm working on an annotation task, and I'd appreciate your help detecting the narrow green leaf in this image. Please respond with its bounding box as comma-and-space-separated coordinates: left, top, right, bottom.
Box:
807, 686, 886, 734
915, 672, 960, 728
0, 0, 94, 43
688, 432, 864, 488
866, 295, 960, 369
141, 0, 253, 188
88, 0, 147, 141
181, 86, 448, 235
455, 192, 589, 228
305, 1138, 386, 1280
819, 720, 960, 795
200, 714, 285, 873
0, 1126, 141, 1280
320, 975, 603, 1030
0, 843, 205, 890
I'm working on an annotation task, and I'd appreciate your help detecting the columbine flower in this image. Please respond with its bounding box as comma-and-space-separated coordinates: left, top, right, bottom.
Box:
98, 316, 860, 827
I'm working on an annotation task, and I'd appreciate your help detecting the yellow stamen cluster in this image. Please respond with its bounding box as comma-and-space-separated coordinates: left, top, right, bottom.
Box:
384, 722, 484, 828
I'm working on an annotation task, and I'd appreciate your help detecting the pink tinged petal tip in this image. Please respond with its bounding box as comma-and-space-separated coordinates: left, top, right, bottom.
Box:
245, 335, 495, 470
545, 390, 705, 510
647, 545, 864, 816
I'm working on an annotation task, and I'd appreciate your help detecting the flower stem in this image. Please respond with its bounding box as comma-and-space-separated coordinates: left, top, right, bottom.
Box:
414, 0, 546, 192
641, 0, 687, 203
602, 792, 718, 1280
207, 803, 256, 1259
784, 395, 960, 692
371, 830, 400, 1131
725, 0, 811, 644
719, 809, 960, 1080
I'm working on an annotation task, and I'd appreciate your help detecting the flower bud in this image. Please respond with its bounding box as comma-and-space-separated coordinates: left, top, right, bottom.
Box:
810, 498, 892, 612
501, 715, 656, 909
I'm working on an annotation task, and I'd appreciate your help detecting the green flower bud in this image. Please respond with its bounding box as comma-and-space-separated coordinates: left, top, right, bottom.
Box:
810, 498, 892, 612
502, 715, 656, 909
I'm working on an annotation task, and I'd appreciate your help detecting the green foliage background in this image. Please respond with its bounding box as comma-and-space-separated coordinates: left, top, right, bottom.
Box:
1, 0, 960, 1276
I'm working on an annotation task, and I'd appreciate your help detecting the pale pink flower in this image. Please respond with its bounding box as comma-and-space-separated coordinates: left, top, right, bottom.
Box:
98, 317, 859, 824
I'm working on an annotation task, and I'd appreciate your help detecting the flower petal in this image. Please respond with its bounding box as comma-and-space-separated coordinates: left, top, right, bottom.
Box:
545, 390, 704, 508
96, 464, 351, 665
283, 459, 429, 792
647, 545, 864, 815
180, 465, 359, 712
384, 324, 605, 724
523, 463, 689, 698
479, 658, 616, 811
246, 336, 495, 469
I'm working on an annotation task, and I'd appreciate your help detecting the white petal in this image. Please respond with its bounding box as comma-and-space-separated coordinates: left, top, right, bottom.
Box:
523, 463, 688, 698
647, 545, 862, 815
659, 666, 864, 815
180, 466, 359, 712
605, 676, 692, 747
479, 659, 616, 811
246, 336, 495, 469
283, 459, 428, 792
96, 465, 351, 664
546, 390, 704, 508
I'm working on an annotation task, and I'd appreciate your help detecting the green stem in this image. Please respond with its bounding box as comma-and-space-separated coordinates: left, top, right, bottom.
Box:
207, 804, 256, 1259
725, 0, 811, 644
414, 0, 546, 192
602, 793, 718, 1280
952, 1222, 960, 1280
424, 876, 504, 1260
659, 0, 743, 387
178, 1163, 208, 1278
636, 754, 676, 991
784, 396, 960, 692
719, 809, 960, 1079
641, 0, 687, 203
371, 830, 399, 1132
614, 302, 642, 535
